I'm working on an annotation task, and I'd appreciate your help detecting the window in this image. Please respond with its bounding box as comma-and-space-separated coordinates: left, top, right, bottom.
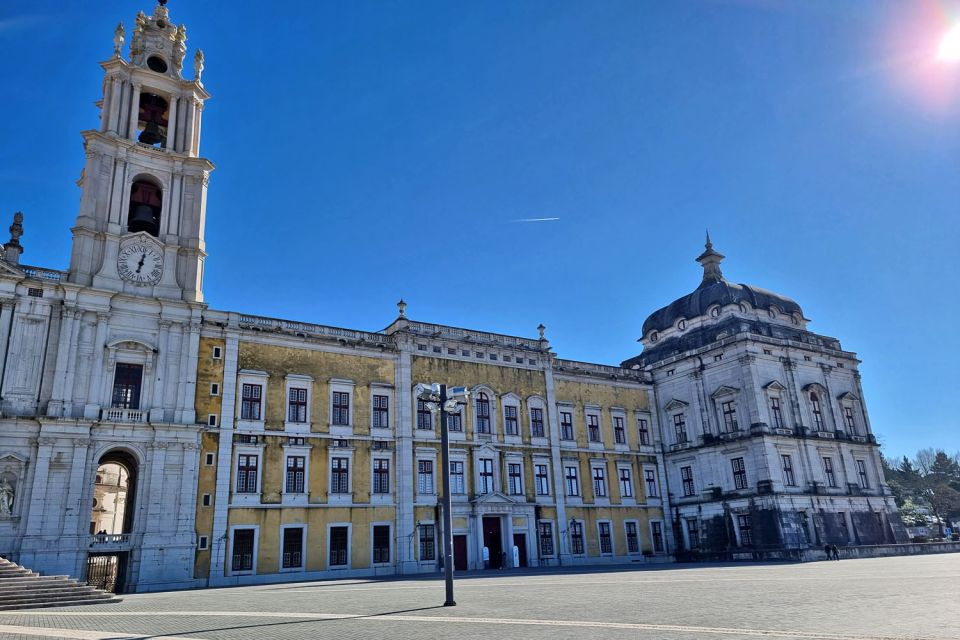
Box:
593, 466, 607, 497
288, 388, 307, 423
236, 454, 258, 493
530, 408, 545, 438
508, 463, 523, 495
478, 458, 494, 494
587, 414, 601, 442
645, 469, 658, 498
619, 467, 633, 498
638, 417, 651, 446
625, 522, 640, 553
450, 461, 465, 494
781, 454, 796, 487
721, 401, 739, 432
737, 514, 753, 546
198, 535, 208, 550
598, 522, 613, 554
207, 414, 218, 426
331, 457, 350, 494
673, 413, 688, 443
210, 383, 220, 396
418, 460, 434, 494
681, 466, 695, 497
372, 394, 389, 429
447, 409, 463, 432
240, 384, 262, 420
613, 416, 626, 444
504, 405, 518, 435
560, 411, 574, 440
810, 392, 824, 430
535, 464, 550, 496
329, 526, 348, 566
651, 521, 664, 553
231, 529, 254, 572
570, 521, 585, 555
823, 456, 837, 487
475, 393, 491, 434
202, 493, 211, 506
112, 363, 144, 410
770, 397, 784, 429
843, 406, 856, 431
212, 346, 222, 359
538, 522, 554, 556
731, 457, 748, 490
416, 400, 433, 430
282, 527, 303, 569
332, 391, 350, 426
564, 465, 579, 496
285, 456, 305, 493
373, 525, 390, 564
856, 459, 869, 488
373, 459, 390, 494
686, 518, 700, 550
419, 524, 436, 561
205, 452, 215, 466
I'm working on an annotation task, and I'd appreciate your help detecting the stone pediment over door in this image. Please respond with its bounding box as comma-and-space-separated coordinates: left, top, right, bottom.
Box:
470, 491, 534, 516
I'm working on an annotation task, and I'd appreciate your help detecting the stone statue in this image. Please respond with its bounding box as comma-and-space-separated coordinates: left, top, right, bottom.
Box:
113, 22, 124, 57
194, 49, 205, 83
0, 477, 13, 517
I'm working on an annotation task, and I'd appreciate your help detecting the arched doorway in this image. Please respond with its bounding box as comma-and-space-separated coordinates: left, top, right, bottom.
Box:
87, 450, 138, 593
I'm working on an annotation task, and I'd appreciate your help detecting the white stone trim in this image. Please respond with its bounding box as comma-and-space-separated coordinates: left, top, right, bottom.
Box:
279, 523, 307, 573
283, 373, 314, 434
281, 440, 312, 506
329, 378, 355, 437
326, 521, 353, 570
236, 370, 269, 431
327, 446, 355, 505
369, 383, 394, 434
227, 524, 259, 577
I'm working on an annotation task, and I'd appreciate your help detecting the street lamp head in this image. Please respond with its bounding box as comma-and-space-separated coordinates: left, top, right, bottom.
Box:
415, 383, 440, 403
446, 386, 470, 402
443, 399, 462, 414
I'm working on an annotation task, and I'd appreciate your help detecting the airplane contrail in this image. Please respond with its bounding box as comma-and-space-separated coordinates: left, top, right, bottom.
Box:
511, 217, 560, 223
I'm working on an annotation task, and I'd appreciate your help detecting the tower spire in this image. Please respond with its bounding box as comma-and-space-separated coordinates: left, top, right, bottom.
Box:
695, 231, 724, 285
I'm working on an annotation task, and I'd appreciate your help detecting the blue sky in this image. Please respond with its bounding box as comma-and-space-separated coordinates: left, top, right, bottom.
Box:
1, 1, 958, 459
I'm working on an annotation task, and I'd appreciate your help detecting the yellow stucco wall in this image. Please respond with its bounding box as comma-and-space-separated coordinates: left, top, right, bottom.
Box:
194, 337, 224, 578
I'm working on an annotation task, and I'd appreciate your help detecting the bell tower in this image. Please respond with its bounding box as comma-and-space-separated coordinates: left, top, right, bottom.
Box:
68, 0, 213, 303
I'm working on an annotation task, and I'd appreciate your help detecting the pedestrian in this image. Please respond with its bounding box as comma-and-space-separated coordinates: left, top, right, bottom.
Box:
823, 544, 831, 560
831, 544, 841, 561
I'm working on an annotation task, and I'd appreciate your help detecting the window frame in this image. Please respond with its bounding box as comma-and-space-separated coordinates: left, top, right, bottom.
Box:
280, 524, 306, 572
731, 457, 748, 490
680, 465, 695, 497
327, 523, 351, 568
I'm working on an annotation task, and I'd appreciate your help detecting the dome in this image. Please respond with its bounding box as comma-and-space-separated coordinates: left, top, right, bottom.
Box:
641, 236, 803, 337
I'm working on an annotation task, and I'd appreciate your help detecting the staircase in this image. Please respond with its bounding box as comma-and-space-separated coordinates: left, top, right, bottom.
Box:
0, 557, 120, 610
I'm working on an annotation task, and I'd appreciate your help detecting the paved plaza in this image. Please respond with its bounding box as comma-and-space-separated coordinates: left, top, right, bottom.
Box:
0, 554, 957, 640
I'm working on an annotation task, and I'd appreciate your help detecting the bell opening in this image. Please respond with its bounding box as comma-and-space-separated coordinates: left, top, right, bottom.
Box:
127, 180, 162, 237
136, 93, 169, 148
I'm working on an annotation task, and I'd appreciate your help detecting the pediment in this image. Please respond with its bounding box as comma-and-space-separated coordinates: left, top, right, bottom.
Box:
663, 398, 689, 412
500, 392, 520, 404
836, 391, 859, 402
107, 337, 157, 352
472, 491, 524, 505
0, 261, 24, 278
764, 380, 787, 392
802, 382, 827, 394
710, 385, 739, 399
0, 452, 28, 463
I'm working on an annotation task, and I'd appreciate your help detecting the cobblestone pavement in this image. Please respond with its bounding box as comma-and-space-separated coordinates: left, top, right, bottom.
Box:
0, 554, 957, 640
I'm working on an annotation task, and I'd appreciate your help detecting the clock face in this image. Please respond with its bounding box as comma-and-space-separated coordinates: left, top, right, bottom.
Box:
117, 243, 164, 286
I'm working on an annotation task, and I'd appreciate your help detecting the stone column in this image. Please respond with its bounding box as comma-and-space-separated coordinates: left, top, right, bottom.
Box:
84, 313, 110, 420
166, 96, 178, 152
191, 102, 204, 156
108, 77, 123, 134
59, 438, 91, 537
209, 329, 239, 581
542, 359, 570, 562
151, 320, 172, 423
0, 297, 17, 382
178, 442, 200, 536
61, 309, 83, 417
182, 99, 196, 156
47, 305, 79, 417
23, 437, 57, 534
820, 364, 841, 434
394, 344, 416, 572
127, 83, 142, 140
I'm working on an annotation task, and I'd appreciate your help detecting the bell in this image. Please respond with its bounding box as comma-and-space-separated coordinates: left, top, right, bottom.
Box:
128, 204, 158, 235
138, 121, 166, 146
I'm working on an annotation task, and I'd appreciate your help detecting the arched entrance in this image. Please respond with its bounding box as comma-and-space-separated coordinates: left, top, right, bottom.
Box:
87, 450, 138, 593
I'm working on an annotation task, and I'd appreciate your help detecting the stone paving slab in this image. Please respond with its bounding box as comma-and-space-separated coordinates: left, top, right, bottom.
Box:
0, 555, 956, 640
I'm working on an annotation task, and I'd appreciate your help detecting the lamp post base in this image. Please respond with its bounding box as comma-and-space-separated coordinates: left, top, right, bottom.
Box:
444, 600, 457, 607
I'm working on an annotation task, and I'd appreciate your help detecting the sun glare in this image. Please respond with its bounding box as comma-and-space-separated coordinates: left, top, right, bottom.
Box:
938, 23, 960, 60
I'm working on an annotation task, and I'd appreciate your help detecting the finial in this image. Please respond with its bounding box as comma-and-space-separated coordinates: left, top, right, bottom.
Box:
159, 0, 168, 6
537, 323, 546, 340
4, 212, 24, 265
113, 22, 125, 57
193, 49, 205, 83
695, 232, 724, 286
397, 299, 407, 318
705, 229, 712, 250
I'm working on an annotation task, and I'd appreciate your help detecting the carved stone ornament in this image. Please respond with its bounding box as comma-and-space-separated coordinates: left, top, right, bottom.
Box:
113, 22, 125, 57
193, 49, 204, 83
0, 476, 14, 517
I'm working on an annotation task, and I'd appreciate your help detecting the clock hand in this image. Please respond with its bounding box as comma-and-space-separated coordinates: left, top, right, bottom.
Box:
136, 254, 146, 273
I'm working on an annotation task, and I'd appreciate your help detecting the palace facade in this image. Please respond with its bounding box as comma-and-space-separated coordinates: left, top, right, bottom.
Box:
0, 2, 906, 593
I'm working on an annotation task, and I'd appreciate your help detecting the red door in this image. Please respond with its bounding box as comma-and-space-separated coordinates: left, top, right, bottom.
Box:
513, 533, 528, 567
453, 535, 468, 571
483, 516, 503, 569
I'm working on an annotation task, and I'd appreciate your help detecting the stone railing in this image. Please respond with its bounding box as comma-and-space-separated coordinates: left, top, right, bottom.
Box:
553, 359, 645, 380
89, 533, 131, 548
236, 314, 390, 345
20, 265, 65, 282
404, 321, 543, 351
102, 407, 147, 423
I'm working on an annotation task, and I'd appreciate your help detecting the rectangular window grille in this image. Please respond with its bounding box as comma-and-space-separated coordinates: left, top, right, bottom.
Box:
372, 525, 390, 564
731, 457, 748, 490
418, 460, 434, 494
823, 456, 836, 487
479, 458, 494, 494
535, 464, 550, 495
856, 459, 869, 488
332, 391, 350, 426
231, 529, 254, 572
419, 524, 436, 561
619, 468, 633, 497
531, 408, 545, 438
613, 416, 626, 444
288, 388, 307, 423
770, 397, 784, 429
560, 411, 574, 440
673, 413, 688, 443
587, 414, 601, 442
598, 522, 612, 554
416, 400, 433, 430
593, 466, 607, 497
240, 384, 262, 420
447, 410, 463, 432
686, 518, 700, 549
507, 463, 523, 495
781, 454, 796, 487
504, 405, 518, 435
372, 394, 389, 428
811, 394, 825, 430
651, 521, 664, 553
565, 465, 579, 496
721, 401, 739, 432
626, 522, 640, 553
373, 458, 390, 494
329, 526, 348, 566
681, 465, 695, 497
331, 457, 349, 494
844, 406, 856, 431
737, 514, 753, 546
236, 454, 258, 494
570, 521, 585, 555
285, 456, 305, 493
538, 521, 554, 556
282, 527, 303, 568
645, 469, 658, 497
638, 417, 651, 446
450, 461, 465, 494
475, 395, 491, 434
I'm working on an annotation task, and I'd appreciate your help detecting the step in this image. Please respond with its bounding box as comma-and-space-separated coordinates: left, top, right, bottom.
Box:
0, 591, 108, 606
0, 596, 120, 611
0, 576, 70, 586
0, 586, 96, 598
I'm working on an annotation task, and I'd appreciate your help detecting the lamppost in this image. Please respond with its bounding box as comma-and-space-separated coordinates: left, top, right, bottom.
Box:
415, 383, 469, 607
